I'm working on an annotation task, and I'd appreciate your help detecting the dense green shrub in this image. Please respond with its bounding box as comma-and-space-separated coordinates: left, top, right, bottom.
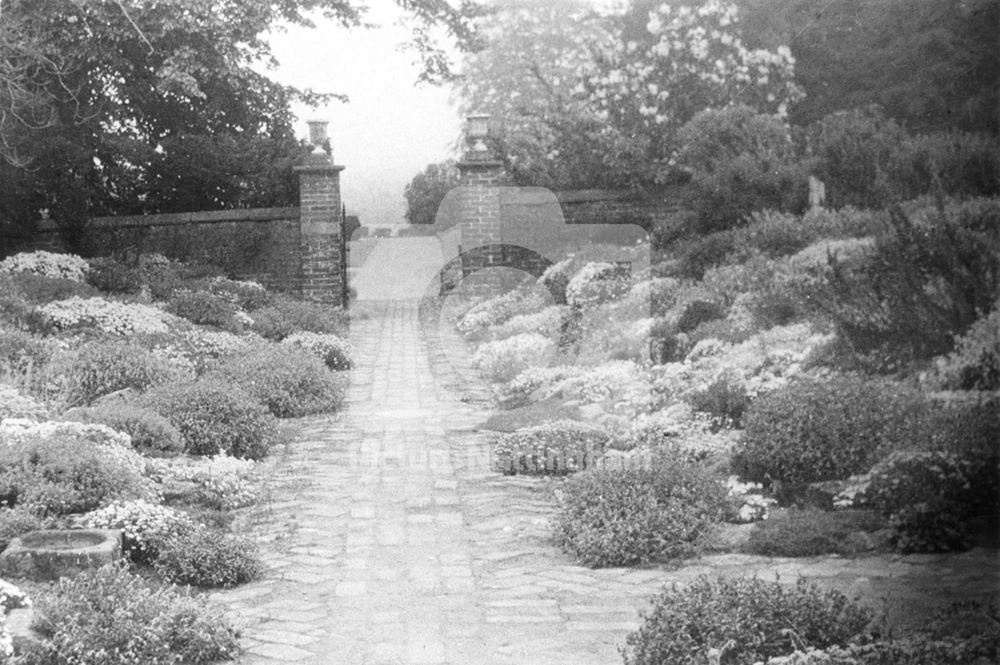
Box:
805, 199, 1000, 372
686, 318, 753, 346
142, 378, 278, 459
553, 454, 727, 566
64, 404, 184, 455
85, 256, 143, 294
906, 130, 1000, 200
676, 231, 738, 279
731, 375, 922, 491
677, 299, 726, 334
623, 576, 872, 665
492, 420, 609, 475
22, 564, 239, 665
249, 295, 347, 340
0, 434, 155, 515
209, 345, 345, 417
64, 340, 178, 406
734, 210, 815, 258
165, 289, 242, 331
934, 305, 1000, 390
0, 329, 52, 373
676, 105, 808, 233
687, 373, 751, 429
152, 527, 263, 587
208, 276, 269, 311
809, 106, 914, 209
82, 500, 198, 564
281, 331, 352, 370
0, 507, 43, 551
864, 451, 988, 553
744, 508, 886, 557
0, 383, 47, 421
1, 272, 100, 305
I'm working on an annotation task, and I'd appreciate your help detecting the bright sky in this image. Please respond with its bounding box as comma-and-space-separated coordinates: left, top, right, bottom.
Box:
264, 4, 464, 226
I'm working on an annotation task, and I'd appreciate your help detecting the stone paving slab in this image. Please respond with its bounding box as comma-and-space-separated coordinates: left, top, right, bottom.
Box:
211, 299, 1000, 665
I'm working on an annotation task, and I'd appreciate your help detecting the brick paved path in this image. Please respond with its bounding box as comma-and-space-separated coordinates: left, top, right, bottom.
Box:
214, 299, 999, 665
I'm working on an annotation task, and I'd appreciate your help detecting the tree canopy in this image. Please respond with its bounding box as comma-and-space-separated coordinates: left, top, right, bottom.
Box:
0, 0, 481, 251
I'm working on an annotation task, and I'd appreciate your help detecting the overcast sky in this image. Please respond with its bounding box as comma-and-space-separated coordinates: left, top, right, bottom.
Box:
265, 5, 464, 226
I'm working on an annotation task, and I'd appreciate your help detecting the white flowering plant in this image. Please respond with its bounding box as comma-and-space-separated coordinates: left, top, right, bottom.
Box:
35, 296, 178, 335
0, 384, 46, 423
0, 419, 148, 478
162, 454, 260, 511
472, 332, 556, 382
724, 475, 777, 523
0, 251, 90, 282
493, 420, 609, 475
282, 331, 352, 370
491, 306, 566, 341
565, 262, 630, 309
81, 499, 197, 563
497, 365, 583, 408
0, 578, 30, 661
578, 0, 803, 179
457, 288, 548, 338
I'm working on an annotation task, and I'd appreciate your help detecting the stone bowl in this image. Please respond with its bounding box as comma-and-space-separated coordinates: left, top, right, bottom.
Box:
0, 529, 123, 581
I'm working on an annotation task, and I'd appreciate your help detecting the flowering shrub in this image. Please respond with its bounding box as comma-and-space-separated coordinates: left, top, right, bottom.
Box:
24, 564, 239, 664
472, 332, 555, 382
165, 289, 243, 332
152, 527, 263, 587
565, 262, 630, 309
35, 297, 176, 335
492, 306, 566, 341
249, 295, 347, 340
63, 404, 183, 455
553, 454, 727, 566
731, 376, 924, 492
623, 577, 870, 665
164, 455, 259, 510
724, 475, 777, 523
0, 419, 143, 475
579, 0, 803, 182
209, 345, 345, 417
555, 361, 652, 413
539, 259, 574, 303
497, 365, 583, 408
142, 379, 278, 459
0, 431, 156, 515
282, 331, 352, 370
62, 340, 180, 406
81, 500, 197, 563
0, 578, 30, 662
0, 251, 89, 282
0, 384, 46, 422
623, 403, 736, 462
208, 276, 269, 311
493, 420, 609, 475
457, 289, 549, 337
0, 508, 43, 551
932, 305, 1000, 391
862, 451, 984, 553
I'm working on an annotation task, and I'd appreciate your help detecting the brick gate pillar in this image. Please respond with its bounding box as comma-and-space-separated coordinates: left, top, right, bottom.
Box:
456, 114, 509, 295
295, 120, 346, 306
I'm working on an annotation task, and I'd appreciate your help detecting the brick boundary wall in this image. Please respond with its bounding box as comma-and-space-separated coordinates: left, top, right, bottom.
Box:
25, 207, 304, 294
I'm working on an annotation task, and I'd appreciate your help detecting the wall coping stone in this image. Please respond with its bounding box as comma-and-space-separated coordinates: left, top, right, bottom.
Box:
35, 206, 302, 232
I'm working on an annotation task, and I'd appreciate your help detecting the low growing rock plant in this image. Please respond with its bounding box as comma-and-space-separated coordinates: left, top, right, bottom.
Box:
623, 576, 872, 665
493, 420, 609, 475
553, 452, 727, 567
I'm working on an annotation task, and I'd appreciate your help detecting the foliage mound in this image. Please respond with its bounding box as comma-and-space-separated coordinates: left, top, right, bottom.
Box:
62, 340, 179, 406
209, 344, 345, 417
0, 433, 155, 515
249, 295, 347, 340
623, 576, 872, 665
492, 420, 609, 475
142, 378, 277, 459
553, 453, 727, 567
63, 404, 184, 455
731, 375, 922, 491
21, 564, 239, 665
152, 528, 263, 588
744, 508, 886, 557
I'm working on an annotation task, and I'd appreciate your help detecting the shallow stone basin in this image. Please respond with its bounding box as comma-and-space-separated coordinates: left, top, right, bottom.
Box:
0, 529, 122, 581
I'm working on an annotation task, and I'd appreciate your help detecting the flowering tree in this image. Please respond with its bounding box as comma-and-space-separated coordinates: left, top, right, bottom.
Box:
578, 0, 803, 184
